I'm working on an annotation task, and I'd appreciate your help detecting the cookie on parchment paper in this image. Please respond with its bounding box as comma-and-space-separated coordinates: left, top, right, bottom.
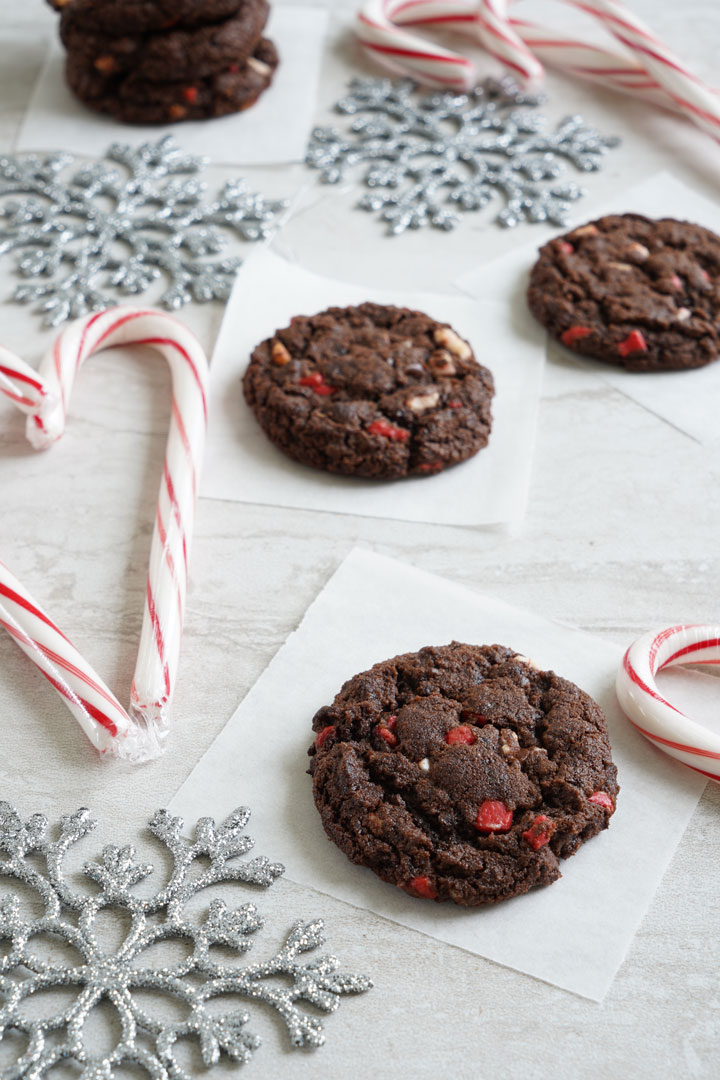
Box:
50, 0, 247, 35
242, 304, 494, 480
308, 642, 618, 907
59, 0, 270, 82
65, 37, 278, 124
527, 213, 720, 372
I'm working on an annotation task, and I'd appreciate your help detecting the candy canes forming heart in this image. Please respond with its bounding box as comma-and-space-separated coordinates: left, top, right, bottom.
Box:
356, 0, 720, 141
616, 624, 720, 782
0, 308, 208, 762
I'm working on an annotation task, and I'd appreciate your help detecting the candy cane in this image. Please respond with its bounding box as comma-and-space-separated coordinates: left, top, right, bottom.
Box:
354, 0, 720, 139
616, 624, 720, 782
565, 0, 720, 141
357, 1, 478, 88
475, 0, 542, 80
0, 307, 208, 763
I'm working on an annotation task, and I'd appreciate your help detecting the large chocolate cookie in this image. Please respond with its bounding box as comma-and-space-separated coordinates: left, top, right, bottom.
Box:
51, 0, 244, 35
65, 38, 278, 124
527, 214, 720, 372
243, 305, 494, 479
309, 643, 618, 906
60, 1, 269, 82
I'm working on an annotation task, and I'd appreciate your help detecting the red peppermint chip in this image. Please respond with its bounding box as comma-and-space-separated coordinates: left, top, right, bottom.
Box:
445, 725, 477, 746
406, 876, 437, 900
461, 709, 487, 726
589, 791, 614, 812
94, 55, 117, 74
476, 800, 513, 833
561, 325, 592, 347
182, 86, 199, 104
314, 725, 336, 749
376, 725, 398, 747
522, 814, 555, 850
299, 372, 335, 394
618, 330, 648, 357
669, 273, 683, 291
368, 419, 410, 442
559, 241, 574, 255
385, 715, 398, 730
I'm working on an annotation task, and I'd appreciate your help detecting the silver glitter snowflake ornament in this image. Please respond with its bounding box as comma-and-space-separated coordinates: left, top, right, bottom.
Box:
0, 802, 371, 1077
0, 137, 288, 326
306, 76, 620, 233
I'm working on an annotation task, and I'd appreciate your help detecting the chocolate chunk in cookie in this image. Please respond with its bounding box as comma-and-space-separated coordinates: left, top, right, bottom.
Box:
309, 643, 618, 906
243, 304, 494, 479
527, 214, 720, 372
60, 1, 269, 83
65, 37, 278, 124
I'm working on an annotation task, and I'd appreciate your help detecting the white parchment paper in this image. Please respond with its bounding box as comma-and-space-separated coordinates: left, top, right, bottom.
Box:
16, 6, 328, 166
170, 549, 708, 1001
458, 173, 720, 445
200, 248, 544, 525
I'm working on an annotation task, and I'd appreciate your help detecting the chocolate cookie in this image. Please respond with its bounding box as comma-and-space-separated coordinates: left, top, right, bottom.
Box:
527, 214, 720, 372
60, 1, 269, 82
65, 38, 278, 124
52, 0, 244, 35
243, 305, 494, 479
309, 643, 618, 906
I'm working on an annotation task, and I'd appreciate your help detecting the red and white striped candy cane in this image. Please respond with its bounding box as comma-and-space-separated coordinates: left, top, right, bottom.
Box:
564, 0, 720, 141
0, 307, 208, 762
354, 0, 720, 140
616, 624, 720, 782
357, 0, 478, 88
475, 0, 542, 80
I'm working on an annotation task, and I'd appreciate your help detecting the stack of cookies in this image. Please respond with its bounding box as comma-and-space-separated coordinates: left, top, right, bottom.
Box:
47, 0, 278, 125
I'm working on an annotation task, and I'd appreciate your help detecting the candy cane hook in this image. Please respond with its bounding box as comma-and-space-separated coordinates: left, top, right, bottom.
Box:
616, 624, 720, 782
0, 307, 208, 763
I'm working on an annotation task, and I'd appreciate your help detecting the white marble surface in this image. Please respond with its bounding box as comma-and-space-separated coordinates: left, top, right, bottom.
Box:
0, 2, 719, 1077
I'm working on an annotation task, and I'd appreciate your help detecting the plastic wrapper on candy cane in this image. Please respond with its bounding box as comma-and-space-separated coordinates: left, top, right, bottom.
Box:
616, 625, 720, 782
0, 307, 208, 763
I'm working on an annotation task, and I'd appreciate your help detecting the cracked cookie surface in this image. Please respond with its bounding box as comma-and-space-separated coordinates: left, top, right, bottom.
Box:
527, 214, 720, 372
242, 304, 494, 479
308, 643, 618, 906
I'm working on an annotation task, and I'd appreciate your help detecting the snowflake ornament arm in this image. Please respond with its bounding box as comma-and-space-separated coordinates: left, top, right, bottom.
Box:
306, 76, 619, 234
0, 137, 288, 327
0, 802, 371, 1078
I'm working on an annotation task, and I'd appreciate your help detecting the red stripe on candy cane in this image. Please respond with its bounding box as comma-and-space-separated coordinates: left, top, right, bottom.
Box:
616, 624, 720, 783
145, 578, 171, 699
0, 364, 44, 392
0, 582, 72, 644
358, 38, 473, 66
172, 398, 196, 501
663, 637, 720, 667
621, 650, 684, 716
684, 763, 720, 781
398, 14, 479, 26
41, 669, 120, 736
625, 716, 720, 761
155, 507, 184, 620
